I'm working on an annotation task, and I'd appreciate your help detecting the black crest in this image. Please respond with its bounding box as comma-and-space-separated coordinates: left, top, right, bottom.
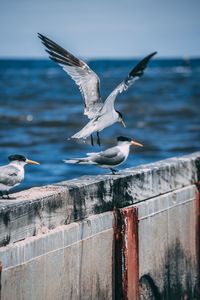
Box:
8, 154, 26, 162
117, 136, 131, 142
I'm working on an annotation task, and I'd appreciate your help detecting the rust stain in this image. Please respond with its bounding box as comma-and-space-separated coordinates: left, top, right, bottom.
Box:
122, 207, 139, 300
114, 207, 139, 300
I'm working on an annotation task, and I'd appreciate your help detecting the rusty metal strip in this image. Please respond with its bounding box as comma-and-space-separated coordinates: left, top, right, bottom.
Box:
114, 207, 139, 300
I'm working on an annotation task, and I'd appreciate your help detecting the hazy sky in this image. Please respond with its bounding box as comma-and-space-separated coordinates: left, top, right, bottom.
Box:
0, 0, 200, 58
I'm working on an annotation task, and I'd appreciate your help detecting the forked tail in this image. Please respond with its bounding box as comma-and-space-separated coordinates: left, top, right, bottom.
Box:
70, 118, 97, 140
63, 157, 92, 164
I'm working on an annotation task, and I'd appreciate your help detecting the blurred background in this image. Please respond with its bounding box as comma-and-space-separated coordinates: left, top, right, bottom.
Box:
0, 0, 200, 190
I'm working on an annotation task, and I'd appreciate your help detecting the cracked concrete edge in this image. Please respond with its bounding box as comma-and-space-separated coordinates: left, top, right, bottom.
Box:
0, 152, 200, 246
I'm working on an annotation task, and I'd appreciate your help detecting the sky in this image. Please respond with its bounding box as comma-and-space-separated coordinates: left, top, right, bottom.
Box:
0, 0, 200, 58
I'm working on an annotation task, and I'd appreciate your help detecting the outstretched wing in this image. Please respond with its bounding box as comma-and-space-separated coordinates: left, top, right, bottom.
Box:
38, 33, 103, 119
101, 52, 157, 114
0, 165, 19, 186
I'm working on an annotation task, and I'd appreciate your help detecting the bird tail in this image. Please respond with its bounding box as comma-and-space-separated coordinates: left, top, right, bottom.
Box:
63, 157, 93, 165
70, 119, 97, 140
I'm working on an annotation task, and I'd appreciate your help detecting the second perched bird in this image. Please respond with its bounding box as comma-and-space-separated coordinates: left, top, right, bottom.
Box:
63, 136, 143, 174
0, 154, 40, 199
38, 33, 156, 145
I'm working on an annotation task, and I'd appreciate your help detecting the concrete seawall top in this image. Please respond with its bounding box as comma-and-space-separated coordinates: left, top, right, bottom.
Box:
0, 152, 200, 247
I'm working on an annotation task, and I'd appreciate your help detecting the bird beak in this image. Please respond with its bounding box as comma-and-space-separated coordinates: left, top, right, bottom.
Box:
131, 140, 143, 147
26, 159, 40, 165
121, 119, 126, 128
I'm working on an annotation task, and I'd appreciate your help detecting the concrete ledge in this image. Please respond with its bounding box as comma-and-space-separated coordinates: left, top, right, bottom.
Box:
0, 152, 200, 246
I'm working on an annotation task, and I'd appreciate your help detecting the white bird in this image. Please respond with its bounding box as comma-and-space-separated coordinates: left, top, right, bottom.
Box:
38, 33, 157, 145
64, 136, 143, 174
0, 154, 40, 199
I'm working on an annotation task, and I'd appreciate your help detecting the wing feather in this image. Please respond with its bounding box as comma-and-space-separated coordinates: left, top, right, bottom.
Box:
91, 146, 124, 165
0, 165, 19, 186
38, 33, 103, 119
101, 52, 157, 114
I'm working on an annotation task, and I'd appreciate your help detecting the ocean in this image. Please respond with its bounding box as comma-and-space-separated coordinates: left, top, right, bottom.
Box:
0, 58, 200, 190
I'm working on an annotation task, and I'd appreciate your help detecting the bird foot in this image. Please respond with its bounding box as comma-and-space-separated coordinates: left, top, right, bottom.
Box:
2, 195, 16, 200
110, 168, 119, 175
0, 195, 9, 200
0, 191, 4, 199
0, 192, 14, 200
6, 191, 11, 199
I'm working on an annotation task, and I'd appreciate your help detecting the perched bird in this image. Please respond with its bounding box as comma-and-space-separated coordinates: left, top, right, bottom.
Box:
63, 136, 143, 174
0, 154, 40, 199
38, 33, 156, 145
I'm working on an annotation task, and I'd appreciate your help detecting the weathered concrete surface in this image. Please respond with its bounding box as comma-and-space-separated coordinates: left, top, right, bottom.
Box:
0, 152, 200, 246
0, 212, 113, 300
0, 152, 200, 300
137, 185, 198, 299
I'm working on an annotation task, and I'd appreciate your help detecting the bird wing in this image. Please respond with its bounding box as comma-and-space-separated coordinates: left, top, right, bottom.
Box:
100, 52, 157, 114
92, 146, 124, 166
0, 165, 19, 186
38, 33, 103, 119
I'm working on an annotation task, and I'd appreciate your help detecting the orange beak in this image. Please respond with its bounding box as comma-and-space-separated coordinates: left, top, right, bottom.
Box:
131, 140, 143, 147
26, 159, 40, 165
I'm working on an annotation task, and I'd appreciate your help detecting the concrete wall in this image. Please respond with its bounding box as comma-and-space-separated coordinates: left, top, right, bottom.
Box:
0, 212, 113, 300
137, 185, 198, 299
0, 152, 200, 299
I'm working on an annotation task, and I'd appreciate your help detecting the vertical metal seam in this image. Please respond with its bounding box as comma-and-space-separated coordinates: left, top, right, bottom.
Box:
114, 208, 123, 300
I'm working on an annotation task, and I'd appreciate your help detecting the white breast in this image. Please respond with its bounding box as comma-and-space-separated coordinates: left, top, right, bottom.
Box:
118, 144, 130, 161
97, 110, 118, 132
9, 162, 25, 183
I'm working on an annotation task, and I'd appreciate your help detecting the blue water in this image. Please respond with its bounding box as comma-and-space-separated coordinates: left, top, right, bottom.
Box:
0, 58, 200, 190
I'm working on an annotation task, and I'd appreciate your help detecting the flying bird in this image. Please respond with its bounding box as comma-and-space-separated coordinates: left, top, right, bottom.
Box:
0, 155, 40, 199
38, 33, 156, 145
63, 136, 143, 174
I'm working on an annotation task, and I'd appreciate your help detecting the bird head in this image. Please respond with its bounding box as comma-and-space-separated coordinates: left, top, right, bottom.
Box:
116, 111, 126, 128
117, 136, 143, 147
8, 154, 40, 166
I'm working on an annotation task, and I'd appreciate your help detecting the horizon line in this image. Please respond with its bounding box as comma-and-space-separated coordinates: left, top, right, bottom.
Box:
0, 55, 200, 61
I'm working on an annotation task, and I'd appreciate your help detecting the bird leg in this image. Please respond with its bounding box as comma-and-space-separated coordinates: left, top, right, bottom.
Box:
110, 168, 119, 175
5, 191, 10, 199
0, 191, 9, 199
90, 134, 94, 146
97, 132, 101, 146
